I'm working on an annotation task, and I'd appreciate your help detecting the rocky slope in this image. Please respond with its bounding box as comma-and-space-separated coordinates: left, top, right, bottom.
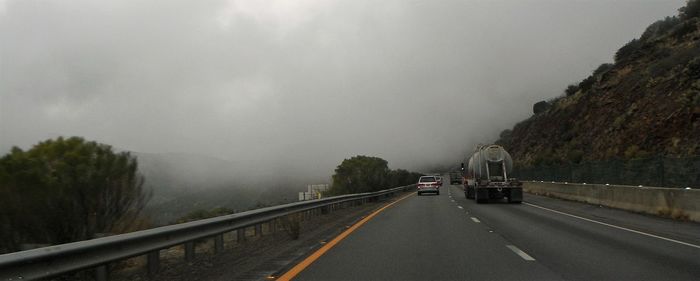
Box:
497, 3, 700, 167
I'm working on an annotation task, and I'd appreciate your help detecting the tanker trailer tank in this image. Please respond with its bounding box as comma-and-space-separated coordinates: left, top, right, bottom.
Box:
463, 145, 522, 204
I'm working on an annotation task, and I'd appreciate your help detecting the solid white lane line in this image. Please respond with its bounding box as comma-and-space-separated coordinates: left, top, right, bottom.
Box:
470, 217, 481, 223
524, 202, 700, 250
506, 245, 536, 261
457, 206, 463, 209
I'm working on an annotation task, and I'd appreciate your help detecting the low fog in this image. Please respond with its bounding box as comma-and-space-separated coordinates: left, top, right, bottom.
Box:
0, 0, 683, 182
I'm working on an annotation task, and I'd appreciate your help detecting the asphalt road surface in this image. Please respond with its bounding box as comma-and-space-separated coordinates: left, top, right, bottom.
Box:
291, 182, 700, 281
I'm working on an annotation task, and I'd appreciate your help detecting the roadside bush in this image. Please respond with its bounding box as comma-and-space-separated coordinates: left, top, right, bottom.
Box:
388, 169, 423, 187
329, 155, 391, 195
281, 213, 301, 240
0, 137, 151, 253
328, 156, 422, 196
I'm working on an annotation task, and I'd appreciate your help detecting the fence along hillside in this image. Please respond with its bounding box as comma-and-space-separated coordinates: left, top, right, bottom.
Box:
514, 155, 700, 188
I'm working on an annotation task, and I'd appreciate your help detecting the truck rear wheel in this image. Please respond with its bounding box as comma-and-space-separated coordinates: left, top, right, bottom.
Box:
466, 186, 474, 199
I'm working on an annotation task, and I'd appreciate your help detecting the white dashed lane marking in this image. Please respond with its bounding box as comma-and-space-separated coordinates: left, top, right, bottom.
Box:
470, 217, 481, 223
506, 245, 536, 261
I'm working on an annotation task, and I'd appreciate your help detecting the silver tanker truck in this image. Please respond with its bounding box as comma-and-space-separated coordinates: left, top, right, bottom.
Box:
462, 144, 522, 203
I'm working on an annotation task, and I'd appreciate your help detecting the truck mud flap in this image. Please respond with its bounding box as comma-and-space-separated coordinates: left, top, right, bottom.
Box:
475, 188, 489, 203
508, 188, 523, 203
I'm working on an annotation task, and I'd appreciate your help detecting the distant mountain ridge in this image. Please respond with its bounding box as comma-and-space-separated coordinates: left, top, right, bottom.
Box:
134, 152, 243, 192
131, 152, 306, 225
496, 3, 700, 167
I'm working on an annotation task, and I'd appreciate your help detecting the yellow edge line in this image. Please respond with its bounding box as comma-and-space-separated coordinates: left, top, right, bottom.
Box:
276, 192, 415, 281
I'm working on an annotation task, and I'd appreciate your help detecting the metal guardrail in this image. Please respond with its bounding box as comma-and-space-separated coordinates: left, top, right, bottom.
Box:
0, 185, 414, 280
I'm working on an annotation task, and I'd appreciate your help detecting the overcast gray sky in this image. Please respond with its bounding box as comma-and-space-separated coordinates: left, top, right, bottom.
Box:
0, 0, 684, 178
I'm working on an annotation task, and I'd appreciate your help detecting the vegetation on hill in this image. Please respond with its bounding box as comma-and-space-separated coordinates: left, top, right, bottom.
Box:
327, 155, 423, 195
496, 0, 700, 167
0, 137, 151, 253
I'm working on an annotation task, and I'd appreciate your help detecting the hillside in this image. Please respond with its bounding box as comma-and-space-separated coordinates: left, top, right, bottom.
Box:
133, 152, 299, 224
496, 2, 700, 167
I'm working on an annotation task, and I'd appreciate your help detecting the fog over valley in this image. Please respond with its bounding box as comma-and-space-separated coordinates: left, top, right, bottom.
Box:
0, 0, 683, 197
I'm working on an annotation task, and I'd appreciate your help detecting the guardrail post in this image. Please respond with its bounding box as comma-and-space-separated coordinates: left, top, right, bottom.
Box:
269, 220, 276, 233
185, 242, 195, 261
147, 251, 160, 276
237, 228, 246, 242
255, 224, 262, 237
214, 234, 224, 253
95, 264, 108, 281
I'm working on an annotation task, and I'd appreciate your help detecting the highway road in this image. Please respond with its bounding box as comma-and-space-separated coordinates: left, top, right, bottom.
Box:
287, 182, 700, 280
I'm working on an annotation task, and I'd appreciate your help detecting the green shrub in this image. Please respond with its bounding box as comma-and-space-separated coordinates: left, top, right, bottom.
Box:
388, 169, 423, 187
671, 20, 697, 39
686, 57, 700, 78
564, 84, 579, 96
641, 16, 681, 40
593, 63, 614, 77
615, 39, 643, 62
578, 75, 596, 92
679, 0, 700, 20
329, 155, 390, 195
533, 100, 551, 114
0, 137, 151, 253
